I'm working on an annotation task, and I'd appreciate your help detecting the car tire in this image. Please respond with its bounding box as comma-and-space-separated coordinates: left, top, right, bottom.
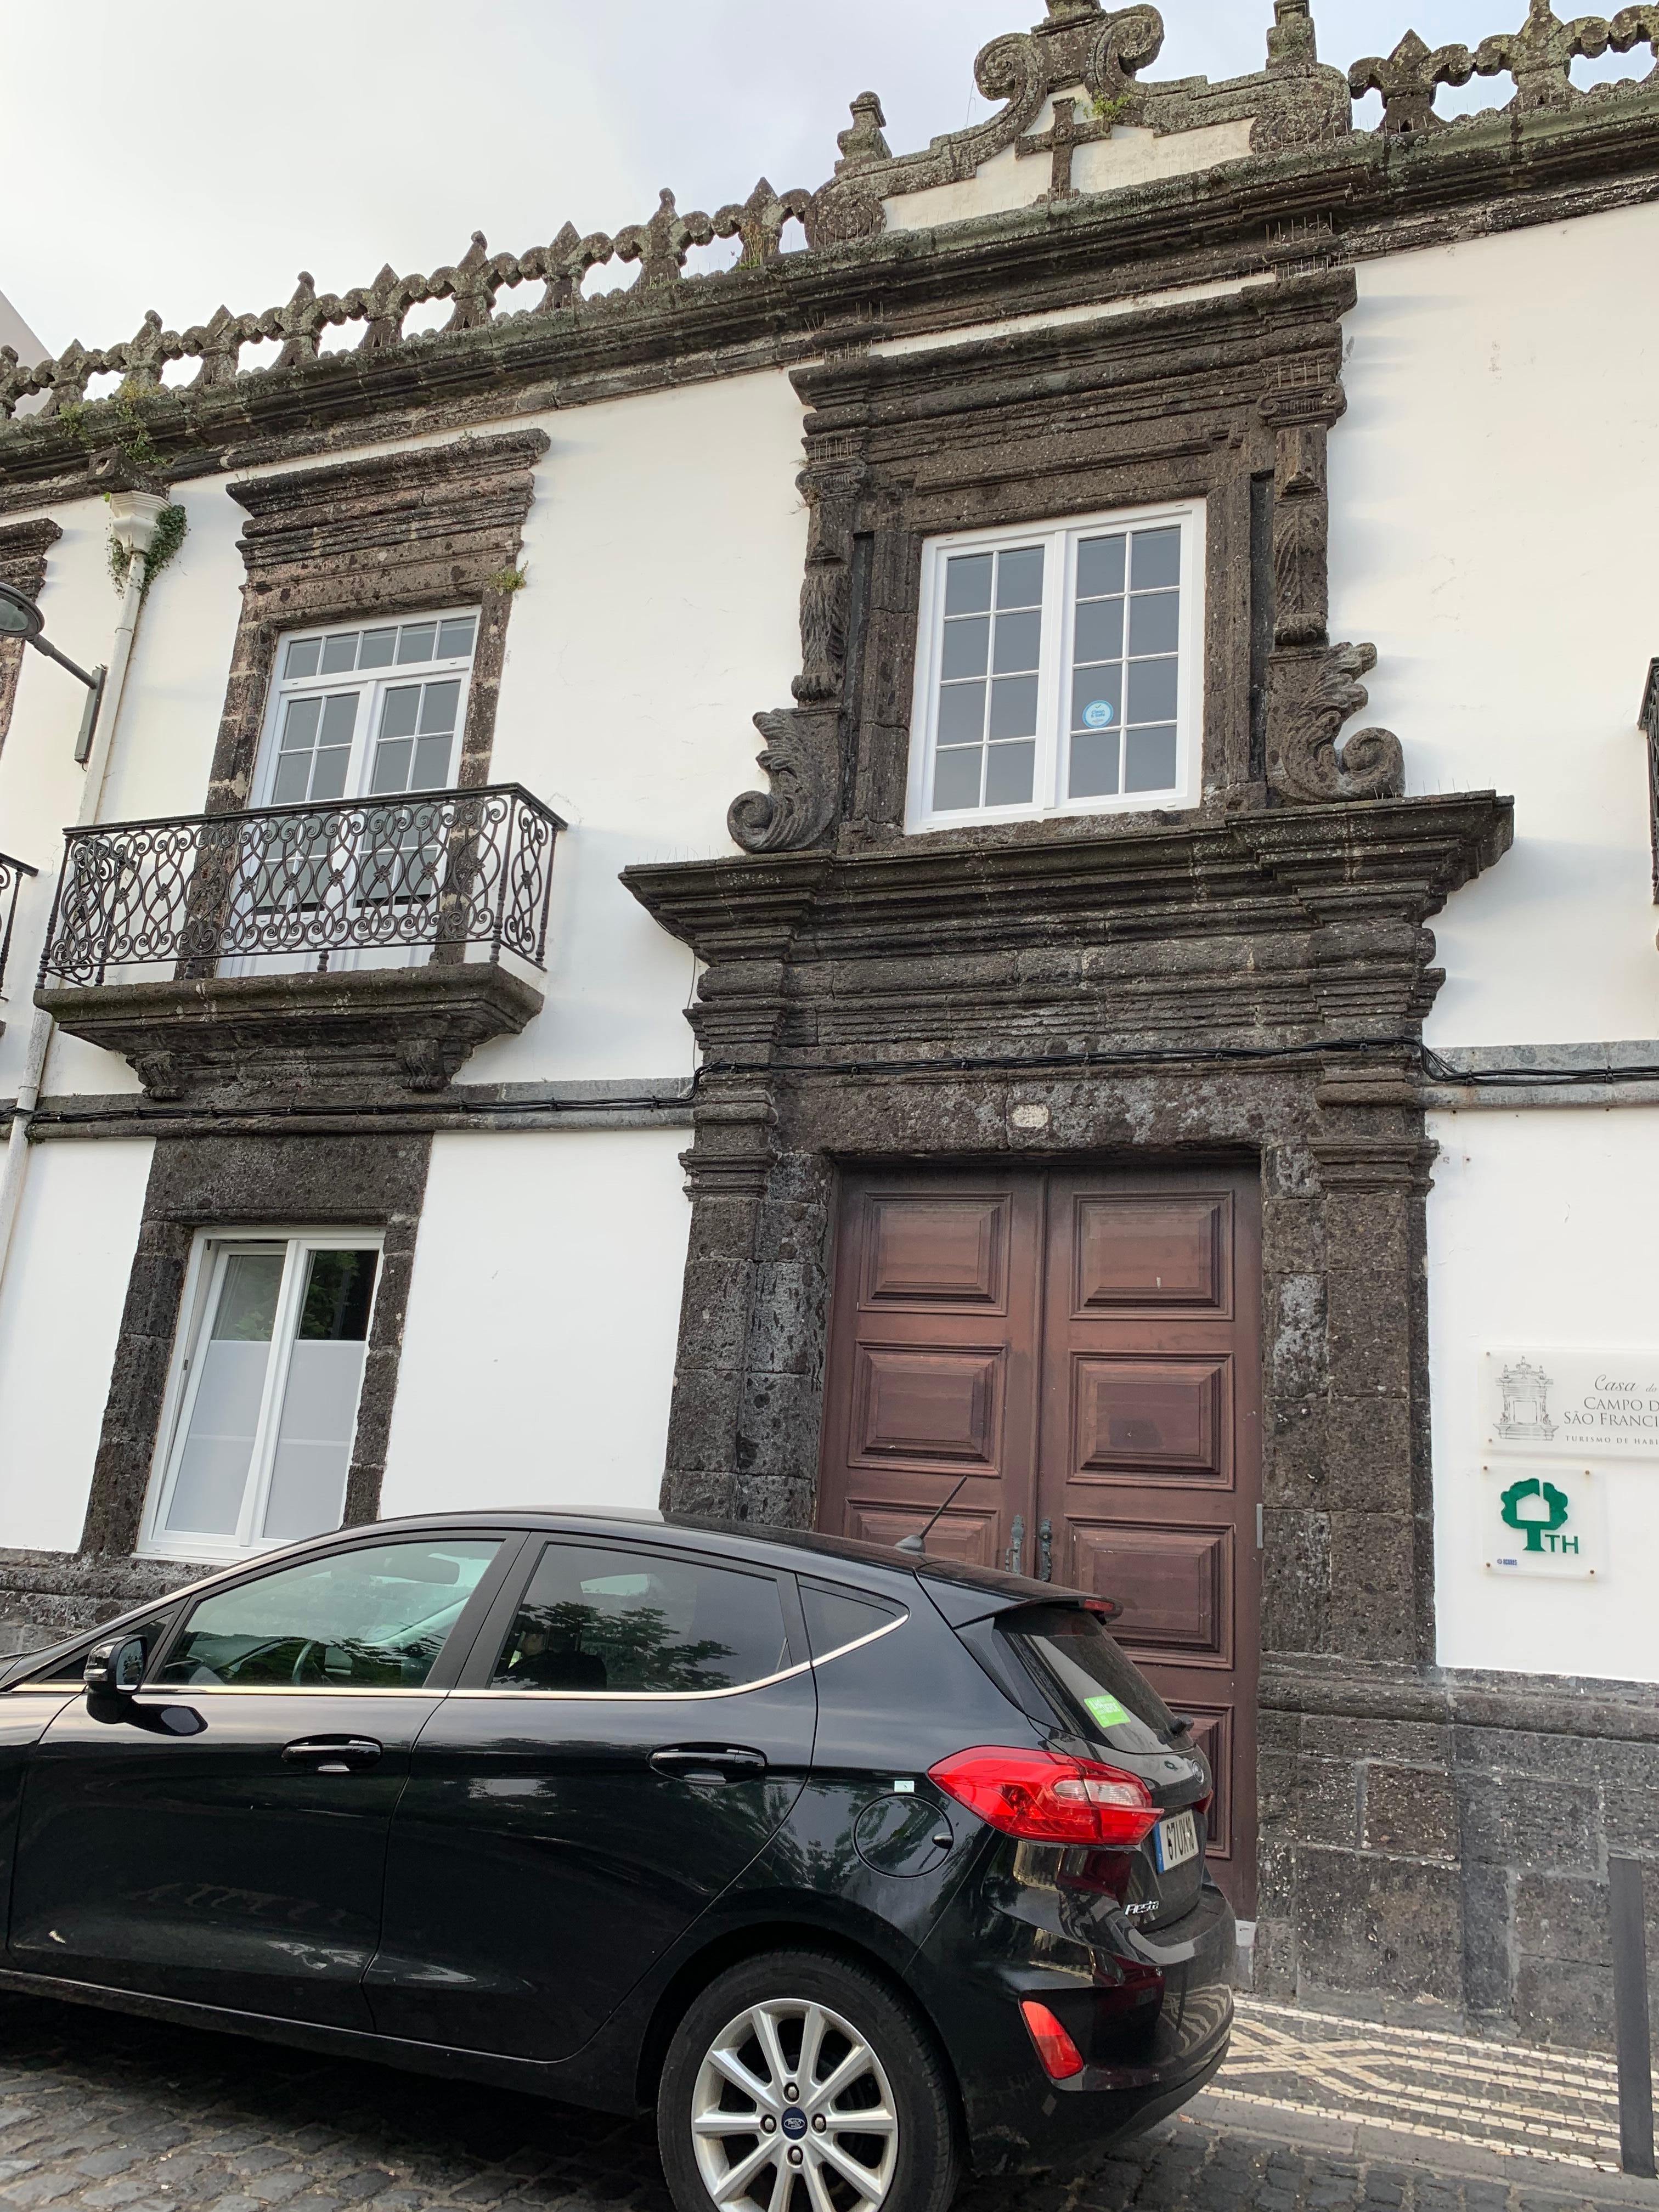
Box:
657, 1947, 962, 2212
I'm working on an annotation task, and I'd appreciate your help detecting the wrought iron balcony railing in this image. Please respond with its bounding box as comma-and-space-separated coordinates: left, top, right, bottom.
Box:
0, 851, 37, 994
37, 785, 563, 990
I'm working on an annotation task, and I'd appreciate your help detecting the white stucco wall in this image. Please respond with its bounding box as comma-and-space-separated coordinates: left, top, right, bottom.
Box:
472, 365, 809, 1085
0, 364, 809, 1103
378, 1127, 691, 1520
1330, 204, 1659, 1051
883, 97, 1253, 232
1427, 1108, 1659, 1684
0, 1138, 153, 1550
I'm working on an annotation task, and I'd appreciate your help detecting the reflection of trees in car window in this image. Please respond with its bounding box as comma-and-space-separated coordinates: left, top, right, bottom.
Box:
491, 1547, 791, 1695
498, 1601, 736, 1693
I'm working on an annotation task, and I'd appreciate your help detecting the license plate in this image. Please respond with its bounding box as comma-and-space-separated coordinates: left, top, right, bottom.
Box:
1153, 1809, 1199, 1872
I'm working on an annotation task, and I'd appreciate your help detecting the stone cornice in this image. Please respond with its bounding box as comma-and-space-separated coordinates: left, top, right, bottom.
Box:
623, 792, 1515, 1065
2, 84, 1657, 514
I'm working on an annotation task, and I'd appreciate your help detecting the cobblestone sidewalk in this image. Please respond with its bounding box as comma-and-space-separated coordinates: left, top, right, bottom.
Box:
0, 1989, 1650, 2212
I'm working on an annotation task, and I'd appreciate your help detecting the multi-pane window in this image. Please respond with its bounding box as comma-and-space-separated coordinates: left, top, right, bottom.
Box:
144, 1234, 383, 1563
907, 505, 1203, 831
260, 612, 478, 809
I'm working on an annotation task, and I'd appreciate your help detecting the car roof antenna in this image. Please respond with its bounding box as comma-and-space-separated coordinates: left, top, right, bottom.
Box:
896, 1476, 970, 1561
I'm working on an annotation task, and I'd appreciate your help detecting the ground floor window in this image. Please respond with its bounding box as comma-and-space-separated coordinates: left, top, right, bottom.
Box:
142, 1232, 382, 1563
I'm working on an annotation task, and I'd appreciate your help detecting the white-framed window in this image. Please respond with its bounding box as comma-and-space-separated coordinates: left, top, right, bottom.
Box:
142, 1232, 384, 1565
905, 502, 1205, 832
256, 609, 481, 809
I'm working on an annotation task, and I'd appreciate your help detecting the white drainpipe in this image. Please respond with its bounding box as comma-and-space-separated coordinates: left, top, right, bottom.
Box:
0, 488, 171, 1290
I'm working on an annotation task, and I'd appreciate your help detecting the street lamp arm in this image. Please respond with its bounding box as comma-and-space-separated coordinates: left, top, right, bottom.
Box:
25, 630, 103, 691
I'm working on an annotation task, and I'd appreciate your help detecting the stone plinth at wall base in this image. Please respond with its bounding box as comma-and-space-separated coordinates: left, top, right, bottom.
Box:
1263, 1657, 1659, 2053
0, 1549, 194, 1661
36, 961, 545, 1109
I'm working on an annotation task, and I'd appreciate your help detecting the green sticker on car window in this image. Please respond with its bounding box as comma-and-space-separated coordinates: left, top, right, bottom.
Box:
1085, 1692, 1132, 1730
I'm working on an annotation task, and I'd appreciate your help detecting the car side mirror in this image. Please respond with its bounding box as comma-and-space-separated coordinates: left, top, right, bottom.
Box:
84, 1637, 146, 1699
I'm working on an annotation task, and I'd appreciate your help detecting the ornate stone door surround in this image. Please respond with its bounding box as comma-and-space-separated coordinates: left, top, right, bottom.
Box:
624, 262, 1516, 2009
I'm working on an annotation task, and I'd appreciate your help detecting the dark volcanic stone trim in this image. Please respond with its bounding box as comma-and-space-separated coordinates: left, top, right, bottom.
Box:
0, 516, 61, 759
24, 1076, 699, 1141
209, 431, 548, 816
1260, 1654, 1659, 2049
735, 267, 1410, 849
80, 1132, 432, 1556
0, 1550, 189, 1660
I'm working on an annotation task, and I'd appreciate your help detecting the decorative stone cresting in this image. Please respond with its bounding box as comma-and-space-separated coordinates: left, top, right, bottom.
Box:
1350, 1, 1659, 133
6, 5, 1658, 433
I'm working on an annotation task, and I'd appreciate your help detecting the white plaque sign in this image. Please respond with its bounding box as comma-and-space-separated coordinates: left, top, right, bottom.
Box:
1481, 1462, 1605, 1579
1482, 1350, 1659, 1459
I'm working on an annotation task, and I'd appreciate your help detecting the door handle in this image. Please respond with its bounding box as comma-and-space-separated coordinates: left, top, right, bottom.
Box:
1006, 1515, 1025, 1576
650, 1745, 768, 1786
1038, 1519, 1054, 1583
283, 1736, 382, 1774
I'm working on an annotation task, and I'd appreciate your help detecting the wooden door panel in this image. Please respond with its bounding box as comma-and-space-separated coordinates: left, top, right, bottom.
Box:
820, 1173, 1042, 1578
1182, 1706, 1235, 1865
1068, 1522, 1233, 1663
848, 1505, 1000, 1568
852, 1346, 1004, 1467
1072, 1194, 1232, 1315
1071, 1356, 1230, 1481
822, 1163, 1260, 1917
864, 1196, 1011, 1310
1040, 1169, 1260, 1916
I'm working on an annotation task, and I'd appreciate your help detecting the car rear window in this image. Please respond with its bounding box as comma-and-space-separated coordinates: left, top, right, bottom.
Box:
1000, 1604, 1176, 1752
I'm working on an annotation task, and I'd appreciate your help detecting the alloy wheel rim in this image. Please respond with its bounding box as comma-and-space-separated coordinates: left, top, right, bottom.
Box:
690, 1996, 901, 2211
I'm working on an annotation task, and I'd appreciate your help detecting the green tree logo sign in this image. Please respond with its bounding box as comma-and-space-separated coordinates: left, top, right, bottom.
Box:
1500, 1476, 1576, 1556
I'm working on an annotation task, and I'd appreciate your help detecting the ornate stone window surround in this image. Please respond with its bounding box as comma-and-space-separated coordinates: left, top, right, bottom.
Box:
729, 268, 1404, 856
211, 431, 550, 819
82, 1134, 431, 1560
905, 497, 1206, 833
138, 1224, 387, 1567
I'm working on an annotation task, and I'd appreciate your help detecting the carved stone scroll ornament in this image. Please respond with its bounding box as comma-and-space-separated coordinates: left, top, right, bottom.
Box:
805, 95, 890, 252
729, 461, 863, 853
1266, 644, 1407, 805
727, 709, 841, 854
1262, 396, 1405, 806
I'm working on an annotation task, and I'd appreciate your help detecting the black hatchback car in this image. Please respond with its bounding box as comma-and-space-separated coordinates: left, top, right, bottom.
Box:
0, 1511, 1232, 2212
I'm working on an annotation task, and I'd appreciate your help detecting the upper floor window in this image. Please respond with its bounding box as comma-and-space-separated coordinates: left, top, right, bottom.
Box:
906, 504, 1204, 832
259, 610, 479, 810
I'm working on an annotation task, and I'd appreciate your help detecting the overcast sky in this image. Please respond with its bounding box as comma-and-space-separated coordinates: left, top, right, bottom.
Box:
0, 0, 1638, 360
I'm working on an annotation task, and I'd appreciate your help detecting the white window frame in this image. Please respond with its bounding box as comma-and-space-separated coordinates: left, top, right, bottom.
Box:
905, 500, 1206, 834
140, 1228, 385, 1566
254, 607, 482, 810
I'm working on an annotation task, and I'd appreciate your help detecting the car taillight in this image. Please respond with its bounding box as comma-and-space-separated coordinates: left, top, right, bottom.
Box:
1020, 2000, 1086, 2081
929, 1746, 1159, 1846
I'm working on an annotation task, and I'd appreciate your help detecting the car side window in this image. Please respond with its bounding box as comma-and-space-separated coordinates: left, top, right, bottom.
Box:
153, 1539, 501, 1690
490, 1544, 792, 1695
800, 1582, 906, 1661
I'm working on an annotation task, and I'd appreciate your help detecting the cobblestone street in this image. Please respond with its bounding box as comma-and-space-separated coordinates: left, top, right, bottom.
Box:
0, 1994, 1652, 2212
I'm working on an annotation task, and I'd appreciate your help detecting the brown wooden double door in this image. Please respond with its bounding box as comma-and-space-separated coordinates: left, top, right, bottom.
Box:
817, 1164, 1262, 1911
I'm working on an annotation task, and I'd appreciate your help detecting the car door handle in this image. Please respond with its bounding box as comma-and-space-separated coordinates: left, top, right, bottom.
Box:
650, 1745, 769, 1785
283, 1736, 382, 1774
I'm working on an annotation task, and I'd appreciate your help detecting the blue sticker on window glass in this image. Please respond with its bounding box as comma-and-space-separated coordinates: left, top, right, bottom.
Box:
1082, 700, 1115, 729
